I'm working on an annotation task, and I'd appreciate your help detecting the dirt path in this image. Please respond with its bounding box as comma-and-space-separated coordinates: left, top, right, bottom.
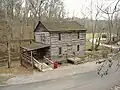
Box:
89, 38, 120, 49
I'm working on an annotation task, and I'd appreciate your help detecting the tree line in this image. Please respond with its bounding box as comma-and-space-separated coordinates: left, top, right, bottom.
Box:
0, 0, 65, 68
0, 0, 65, 41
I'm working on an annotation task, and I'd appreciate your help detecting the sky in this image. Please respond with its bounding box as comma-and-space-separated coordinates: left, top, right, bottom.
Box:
64, 0, 119, 19
64, 0, 89, 17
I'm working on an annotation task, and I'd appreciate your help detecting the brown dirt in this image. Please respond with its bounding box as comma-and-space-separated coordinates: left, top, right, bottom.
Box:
0, 60, 37, 85
0, 61, 33, 75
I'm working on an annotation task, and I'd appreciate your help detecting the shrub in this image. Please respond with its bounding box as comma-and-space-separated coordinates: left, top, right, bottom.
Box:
102, 34, 107, 38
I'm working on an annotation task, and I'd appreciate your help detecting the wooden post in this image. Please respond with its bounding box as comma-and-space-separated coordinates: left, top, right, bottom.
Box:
30, 40, 32, 44
7, 42, 11, 68
41, 64, 43, 71
31, 51, 33, 69
20, 47, 22, 66
73, 52, 75, 61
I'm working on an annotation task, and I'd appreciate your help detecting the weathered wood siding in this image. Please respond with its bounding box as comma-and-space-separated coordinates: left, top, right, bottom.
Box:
34, 24, 86, 58
50, 32, 86, 57
35, 22, 50, 44
35, 32, 50, 45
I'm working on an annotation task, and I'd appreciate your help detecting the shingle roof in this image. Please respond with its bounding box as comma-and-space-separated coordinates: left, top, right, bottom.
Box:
21, 42, 50, 51
35, 21, 86, 32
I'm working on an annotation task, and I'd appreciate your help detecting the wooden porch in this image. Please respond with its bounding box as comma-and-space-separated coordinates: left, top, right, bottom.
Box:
20, 43, 54, 72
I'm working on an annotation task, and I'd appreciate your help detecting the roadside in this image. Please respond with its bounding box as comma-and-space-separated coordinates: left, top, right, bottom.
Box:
0, 61, 100, 86
1, 63, 120, 90
89, 37, 120, 90
0, 61, 34, 85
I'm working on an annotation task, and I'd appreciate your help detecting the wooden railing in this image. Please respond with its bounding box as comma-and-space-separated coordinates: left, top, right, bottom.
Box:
21, 53, 32, 66
21, 53, 41, 69
21, 53, 53, 71
32, 57, 43, 71
43, 56, 55, 69
44, 56, 54, 64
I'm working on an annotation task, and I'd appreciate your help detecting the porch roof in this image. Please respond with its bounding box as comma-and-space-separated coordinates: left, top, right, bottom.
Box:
21, 42, 50, 51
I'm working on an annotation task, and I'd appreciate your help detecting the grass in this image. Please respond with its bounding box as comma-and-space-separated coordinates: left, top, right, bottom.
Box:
86, 33, 99, 50
86, 41, 92, 50
86, 33, 99, 40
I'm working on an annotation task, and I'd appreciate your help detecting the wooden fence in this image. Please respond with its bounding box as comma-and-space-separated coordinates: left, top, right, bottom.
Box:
0, 39, 33, 62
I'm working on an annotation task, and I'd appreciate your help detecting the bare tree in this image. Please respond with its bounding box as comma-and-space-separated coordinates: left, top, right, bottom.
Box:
98, 0, 120, 43
96, 0, 120, 77
0, 0, 66, 68
81, 0, 104, 51
113, 13, 120, 40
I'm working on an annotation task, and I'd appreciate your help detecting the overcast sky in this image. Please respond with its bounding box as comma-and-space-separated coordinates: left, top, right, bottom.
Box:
64, 0, 119, 19
64, 0, 89, 17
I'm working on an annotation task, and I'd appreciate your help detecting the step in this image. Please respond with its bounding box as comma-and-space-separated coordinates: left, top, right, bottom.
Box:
41, 67, 53, 72
34, 62, 53, 72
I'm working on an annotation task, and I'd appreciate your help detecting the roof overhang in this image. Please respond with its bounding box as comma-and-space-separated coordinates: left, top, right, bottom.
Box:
21, 43, 50, 51
49, 29, 87, 33
34, 21, 87, 32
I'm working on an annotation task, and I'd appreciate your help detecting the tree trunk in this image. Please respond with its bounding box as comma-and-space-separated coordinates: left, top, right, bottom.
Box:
7, 42, 11, 68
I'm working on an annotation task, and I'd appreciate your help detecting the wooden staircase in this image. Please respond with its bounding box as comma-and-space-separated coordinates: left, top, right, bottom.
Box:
21, 53, 53, 72
33, 57, 53, 72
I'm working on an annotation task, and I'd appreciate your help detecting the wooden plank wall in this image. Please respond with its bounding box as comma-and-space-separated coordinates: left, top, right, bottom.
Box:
50, 32, 86, 57
35, 32, 50, 45
35, 31, 86, 58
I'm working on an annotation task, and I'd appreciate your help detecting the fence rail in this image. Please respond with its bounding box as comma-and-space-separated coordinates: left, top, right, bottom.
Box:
21, 53, 44, 71
44, 56, 54, 64
0, 56, 20, 62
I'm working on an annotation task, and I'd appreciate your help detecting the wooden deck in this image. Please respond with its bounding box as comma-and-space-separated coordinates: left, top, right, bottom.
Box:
67, 57, 83, 65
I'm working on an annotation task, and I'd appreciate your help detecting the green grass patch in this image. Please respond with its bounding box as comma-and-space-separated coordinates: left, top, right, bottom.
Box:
86, 41, 92, 50
86, 33, 99, 40
86, 33, 99, 50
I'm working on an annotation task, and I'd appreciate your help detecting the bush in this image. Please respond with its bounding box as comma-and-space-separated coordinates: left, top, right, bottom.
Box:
87, 49, 92, 51
102, 34, 107, 38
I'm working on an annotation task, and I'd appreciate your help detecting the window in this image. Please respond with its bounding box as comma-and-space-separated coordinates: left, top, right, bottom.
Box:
58, 33, 61, 40
77, 45, 79, 51
59, 47, 62, 54
77, 32, 79, 39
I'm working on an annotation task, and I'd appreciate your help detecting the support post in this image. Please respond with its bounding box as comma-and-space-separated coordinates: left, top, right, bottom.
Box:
31, 51, 33, 69
7, 42, 11, 68
20, 47, 22, 66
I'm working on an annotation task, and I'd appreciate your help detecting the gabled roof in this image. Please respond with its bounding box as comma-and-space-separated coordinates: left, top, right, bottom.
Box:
34, 21, 86, 32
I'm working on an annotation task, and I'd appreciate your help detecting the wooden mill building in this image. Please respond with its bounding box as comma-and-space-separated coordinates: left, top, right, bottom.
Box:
20, 21, 86, 71
34, 21, 86, 58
